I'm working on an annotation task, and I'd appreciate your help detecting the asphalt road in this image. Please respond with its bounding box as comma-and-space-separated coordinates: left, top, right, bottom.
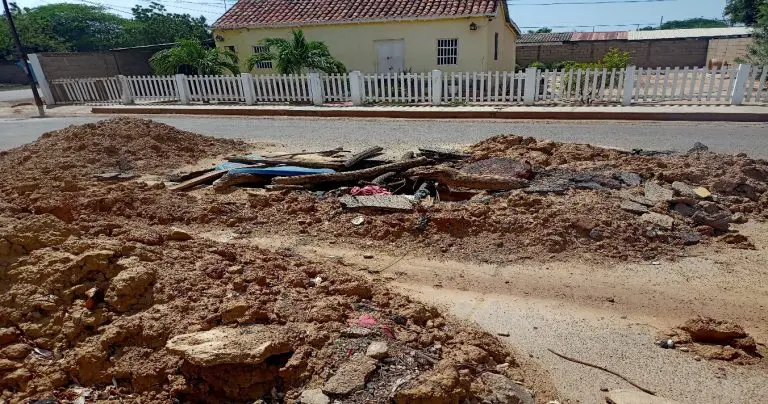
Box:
0, 88, 33, 103
1, 115, 767, 158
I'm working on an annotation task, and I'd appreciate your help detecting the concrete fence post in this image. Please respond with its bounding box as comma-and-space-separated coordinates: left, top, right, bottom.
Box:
174, 74, 189, 105
240, 73, 255, 105
622, 66, 635, 106
523, 67, 537, 105
118, 75, 133, 105
27, 54, 55, 106
431, 70, 443, 105
349, 71, 363, 105
730, 64, 751, 105
309, 73, 324, 105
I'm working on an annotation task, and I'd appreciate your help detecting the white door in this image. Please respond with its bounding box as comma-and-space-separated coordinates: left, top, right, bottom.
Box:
375, 40, 405, 73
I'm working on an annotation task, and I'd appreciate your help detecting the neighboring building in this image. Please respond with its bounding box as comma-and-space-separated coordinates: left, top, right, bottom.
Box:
212, 0, 520, 74
516, 27, 753, 68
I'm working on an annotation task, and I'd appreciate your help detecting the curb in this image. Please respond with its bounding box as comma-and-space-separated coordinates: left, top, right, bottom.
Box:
90, 107, 768, 122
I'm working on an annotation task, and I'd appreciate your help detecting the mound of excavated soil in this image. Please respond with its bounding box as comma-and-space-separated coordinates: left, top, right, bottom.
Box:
659, 316, 763, 365
0, 215, 552, 403
0, 117, 246, 179
0, 122, 554, 402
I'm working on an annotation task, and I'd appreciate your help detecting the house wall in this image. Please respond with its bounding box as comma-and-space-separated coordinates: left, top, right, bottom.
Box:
707, 37, 752, 65
214, 16, 517, 74
517, 38, 712, 68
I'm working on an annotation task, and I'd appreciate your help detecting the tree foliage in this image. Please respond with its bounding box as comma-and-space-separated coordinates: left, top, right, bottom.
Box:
247, 30, 345, 74
123, 2, 209, 47
639, 18, 729, 31
738, 3, 768, 64
150, 39, 239, 75
1, 1, 211, 60
527, 27, 553, 34
559, 48, 632, 102
725, 0, 766, 26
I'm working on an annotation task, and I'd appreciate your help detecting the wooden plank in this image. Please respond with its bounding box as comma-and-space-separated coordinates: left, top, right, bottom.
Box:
716, 66, 727, 101
169, 169, 230, 191
697, 68, 707, 101
661, 67, 670, 100
679, 67, 689, 100
651, 68, 661, 100
344, 146, 384, 168
669, 67, 679, 100
272, 157, 433, 185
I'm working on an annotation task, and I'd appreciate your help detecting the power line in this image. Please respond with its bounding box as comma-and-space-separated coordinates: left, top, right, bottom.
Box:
520, 22, 656, 28
508, 0, 677, 5
71, 0, 135, 16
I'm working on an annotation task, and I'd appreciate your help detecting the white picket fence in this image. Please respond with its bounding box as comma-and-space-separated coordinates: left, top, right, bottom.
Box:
45, 65, 768, 107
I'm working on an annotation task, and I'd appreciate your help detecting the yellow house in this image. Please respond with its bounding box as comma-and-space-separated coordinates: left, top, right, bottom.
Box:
212, 0, 521, 74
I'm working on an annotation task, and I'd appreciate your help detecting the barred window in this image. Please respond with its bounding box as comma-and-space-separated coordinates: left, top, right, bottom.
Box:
437, 39, 458, 65
252, 45, 273, 69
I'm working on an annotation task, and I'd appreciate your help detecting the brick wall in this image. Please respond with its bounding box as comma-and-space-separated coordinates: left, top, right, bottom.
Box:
517, 38, 710, 68
707, 38, 752, 65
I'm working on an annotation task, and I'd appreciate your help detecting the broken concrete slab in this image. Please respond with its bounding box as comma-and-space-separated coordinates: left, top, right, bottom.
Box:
644, 181, 674, 204
166, 325, 295, 366
673, 203, 696, 217
671, 181, 697, 199
623, 193, 654, 207
339, 195, 414, 211
692, 186, 712, 199
606, 389, 682, 404
614, 171, 643, 187
621, 200, 650, 214
299, 389, 330, 404
640, 212, 675, 230
681, 232, 702, 246
322, 353, 378, 395
692, 211, 730, 231
341, 327, 374, 338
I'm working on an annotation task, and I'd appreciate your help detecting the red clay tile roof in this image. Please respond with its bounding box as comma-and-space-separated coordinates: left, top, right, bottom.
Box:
213, 0, 503, 29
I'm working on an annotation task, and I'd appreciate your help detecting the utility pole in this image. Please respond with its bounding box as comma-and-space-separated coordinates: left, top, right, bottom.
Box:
659, 16, 664, 28
223, 0, 227, 11
2, 0, 44, 117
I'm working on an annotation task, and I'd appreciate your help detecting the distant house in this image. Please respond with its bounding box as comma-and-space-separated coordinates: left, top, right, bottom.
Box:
516, 27, 753, 68
212, 0, 521, 73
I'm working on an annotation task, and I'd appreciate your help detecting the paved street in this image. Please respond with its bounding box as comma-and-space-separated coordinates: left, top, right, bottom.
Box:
0, 88, 33, 103
1, 115, 767, 158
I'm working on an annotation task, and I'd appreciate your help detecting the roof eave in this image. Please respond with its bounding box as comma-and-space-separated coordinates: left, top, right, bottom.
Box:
212, 13, 501, 31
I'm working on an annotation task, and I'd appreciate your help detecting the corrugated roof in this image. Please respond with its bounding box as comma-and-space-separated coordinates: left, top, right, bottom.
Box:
213, 0, 504, 29
570, 31, 627, 41
517, 32, 572, 44
627, 27, 752, 41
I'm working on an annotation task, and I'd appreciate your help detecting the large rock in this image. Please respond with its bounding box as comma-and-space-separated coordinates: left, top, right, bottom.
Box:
0, 327, 19, 345
606, 389, 682, 404
644, 181, 674, 204
640, 212, 674, 230
471, 372, 534, 404
166, 325, 295, 366
691, 210, 730, 231
322, 353, 378, 395
299, 389, 330, 404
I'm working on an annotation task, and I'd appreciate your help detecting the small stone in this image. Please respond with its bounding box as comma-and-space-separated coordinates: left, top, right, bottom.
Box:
589, 228, 605, 241
167, 227, 193, 241
640, 212, 675, 230
730, 212, 748, 224
680, 232, 702, 246
351, 216, 365, 226
673, 203, 696, 217
621, 200, 649, 214
496, 363, 510, 371
692, 186, 711, 199
644, 181, 674, 204
606, 297, 616, 303
624, 193, 655, 206
678, 347, 690, 352
226, 265, 243, 274
694, 355, 702, 361
365, 341, 388, 359
696, 225, 714, 236
322, 354, 378, 395
299, 389, 330, 404
363, 254, 374, 259
600, 387, 609, 392
341, 327, 374, 338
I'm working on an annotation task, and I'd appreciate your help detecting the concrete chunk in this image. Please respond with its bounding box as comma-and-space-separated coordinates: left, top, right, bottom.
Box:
166, 325, 295, 366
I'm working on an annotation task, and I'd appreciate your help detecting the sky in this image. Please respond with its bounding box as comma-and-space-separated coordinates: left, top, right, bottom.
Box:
12, 0, 729, 32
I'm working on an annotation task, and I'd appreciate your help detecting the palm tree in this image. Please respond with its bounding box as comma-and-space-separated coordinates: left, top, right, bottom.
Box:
150, 39, 240, 76
247, 30, 345, 74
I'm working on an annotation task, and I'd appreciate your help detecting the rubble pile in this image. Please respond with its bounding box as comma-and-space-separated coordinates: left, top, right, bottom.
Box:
0, 119, 555, 402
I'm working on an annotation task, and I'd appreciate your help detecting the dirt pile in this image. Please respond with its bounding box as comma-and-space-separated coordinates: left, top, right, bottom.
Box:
0, 121, 554, 402
0, 117, 246, 179
659, 316, 763, 365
